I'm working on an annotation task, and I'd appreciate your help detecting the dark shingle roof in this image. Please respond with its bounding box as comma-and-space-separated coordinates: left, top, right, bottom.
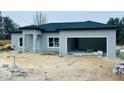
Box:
38, 21, 118, 31
12, 21, 118, 33
10, 29, 22, 33
19, 25, 44, 30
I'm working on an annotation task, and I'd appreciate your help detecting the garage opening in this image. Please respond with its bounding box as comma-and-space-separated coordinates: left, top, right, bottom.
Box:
67, 38, 107, 56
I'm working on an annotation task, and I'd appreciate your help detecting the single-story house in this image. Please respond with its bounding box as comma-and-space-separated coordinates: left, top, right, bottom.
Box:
11, 21, 118, 58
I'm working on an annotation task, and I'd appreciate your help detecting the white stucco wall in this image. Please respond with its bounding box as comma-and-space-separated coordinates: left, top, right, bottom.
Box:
59, 29, 116, 58
40, 32, 59, 52
11, 29, 116, 58
11, 33, 22, 50
22, 29, 42, 35
22, 29, 42, 52
11, 31, 60, 52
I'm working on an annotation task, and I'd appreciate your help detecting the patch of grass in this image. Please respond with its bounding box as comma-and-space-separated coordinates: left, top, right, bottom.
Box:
17, 71, 28, 78
0, 40, 10, 46
40, 51, 58, 55
0, 40, 11, 52
117, 54, 124, 59
0, 45, 11, 52
0, 46, 3, 49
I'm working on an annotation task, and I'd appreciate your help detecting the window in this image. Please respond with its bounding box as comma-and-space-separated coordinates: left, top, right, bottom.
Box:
19, 37, 23, 46
48, 37, 59, 47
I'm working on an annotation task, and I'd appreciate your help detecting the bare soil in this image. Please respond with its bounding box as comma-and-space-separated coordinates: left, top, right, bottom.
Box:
0, 51, 123, 81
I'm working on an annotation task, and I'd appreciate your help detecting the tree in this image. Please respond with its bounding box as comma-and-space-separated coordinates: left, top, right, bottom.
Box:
107, 17, 123, 44
3, 17, 15, 39
33, 12, 47, 25
107, 18, 115, 25
0, 16, 19, 39
0, 11, 4, 38
0, 12, 19, 39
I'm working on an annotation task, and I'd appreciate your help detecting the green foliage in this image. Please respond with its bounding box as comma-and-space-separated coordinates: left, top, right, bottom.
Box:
3, 17, 15, 39
117, 53, 124, 60
0, 16, 19, 39
107, 17, 124, 44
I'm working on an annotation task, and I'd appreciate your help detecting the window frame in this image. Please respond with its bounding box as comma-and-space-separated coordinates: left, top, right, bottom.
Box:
47, 36, 59, 48
18, 36, 23, 47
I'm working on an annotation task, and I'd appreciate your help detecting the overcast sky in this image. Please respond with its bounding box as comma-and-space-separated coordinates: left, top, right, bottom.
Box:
2, 11, 124, 26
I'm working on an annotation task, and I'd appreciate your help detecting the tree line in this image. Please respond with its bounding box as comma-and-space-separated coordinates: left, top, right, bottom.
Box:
107, 17, 124, 44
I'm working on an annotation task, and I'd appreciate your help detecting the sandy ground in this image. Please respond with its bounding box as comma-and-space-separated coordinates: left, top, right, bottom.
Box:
0, 51, 123, 81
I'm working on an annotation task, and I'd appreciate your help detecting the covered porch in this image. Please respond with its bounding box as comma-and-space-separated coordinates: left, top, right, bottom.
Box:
22, 30, 42, 52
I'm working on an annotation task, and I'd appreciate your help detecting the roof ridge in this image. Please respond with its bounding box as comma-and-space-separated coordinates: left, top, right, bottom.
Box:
41, 21, 88, 24
39, 21, 108, 25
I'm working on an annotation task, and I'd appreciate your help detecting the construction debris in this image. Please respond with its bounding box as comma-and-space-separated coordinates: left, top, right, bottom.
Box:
0, 63, 28, 80
113, 61, 124, 74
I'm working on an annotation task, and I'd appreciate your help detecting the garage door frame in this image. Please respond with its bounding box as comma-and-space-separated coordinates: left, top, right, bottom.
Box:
66, 36, 108, 57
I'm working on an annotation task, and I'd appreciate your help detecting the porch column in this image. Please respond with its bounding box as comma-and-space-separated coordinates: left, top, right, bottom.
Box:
22, 34, 25, 52
33, 34, 37, 52
107, 36, 116, 58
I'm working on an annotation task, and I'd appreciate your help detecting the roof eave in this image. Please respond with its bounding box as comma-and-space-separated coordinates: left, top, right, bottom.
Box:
10, 31, 22, 33
57, 27, 119, 30
19, 28, 42, 30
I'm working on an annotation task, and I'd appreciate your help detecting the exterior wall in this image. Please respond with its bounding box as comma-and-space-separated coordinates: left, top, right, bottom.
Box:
59, 29, 116, 58
23, 29, 42, 35
40, 32, 59, 52
11, 33, 22, 50
22, 29, 42, 52
11, 29, 116, 58
11, 31, 59, 53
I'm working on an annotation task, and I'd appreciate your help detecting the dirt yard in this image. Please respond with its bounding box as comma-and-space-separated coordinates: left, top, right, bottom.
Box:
0, 51, 123, 81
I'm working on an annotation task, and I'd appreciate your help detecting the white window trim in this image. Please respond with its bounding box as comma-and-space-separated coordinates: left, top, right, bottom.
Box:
18, 36, 23, 48
47, 36, 60, 48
